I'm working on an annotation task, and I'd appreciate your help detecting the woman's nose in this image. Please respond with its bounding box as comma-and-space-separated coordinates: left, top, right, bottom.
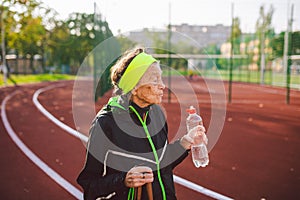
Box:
158, 81, 165, 90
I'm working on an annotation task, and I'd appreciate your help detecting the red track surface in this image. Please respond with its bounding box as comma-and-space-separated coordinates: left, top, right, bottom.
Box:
1, 79, 300, 200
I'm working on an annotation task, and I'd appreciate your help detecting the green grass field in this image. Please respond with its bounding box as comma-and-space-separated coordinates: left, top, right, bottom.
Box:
201, 69, 300, 88
169, 68, 300, 89
1, 69, 299, 90
0, 74, 75, 87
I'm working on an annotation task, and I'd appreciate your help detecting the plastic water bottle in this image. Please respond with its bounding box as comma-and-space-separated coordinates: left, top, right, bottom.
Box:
186, 106, 209, 168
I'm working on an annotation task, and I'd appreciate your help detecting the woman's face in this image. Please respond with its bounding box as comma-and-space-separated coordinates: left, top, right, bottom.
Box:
131, 63, 165, 107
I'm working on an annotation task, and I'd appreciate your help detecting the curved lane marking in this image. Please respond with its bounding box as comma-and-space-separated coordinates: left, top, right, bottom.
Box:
32, 84, 88, 142
1, 90, 83, 200
33, 84, 233, 200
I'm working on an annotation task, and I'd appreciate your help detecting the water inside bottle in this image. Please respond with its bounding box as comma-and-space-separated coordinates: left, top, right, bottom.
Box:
191, 144, 209, 168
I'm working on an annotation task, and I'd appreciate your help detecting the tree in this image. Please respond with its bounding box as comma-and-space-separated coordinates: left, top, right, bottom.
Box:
291, 31, 300, 55
255, 4, 275, 84
230, 17, 242, 70
270, 31, 300, 58
2, 0, 117, 75
47, 20, 72, 67
270, 32, 285, 59
48, 12, 114, 73
116, 33, 137, 53
14, 16, 46, 73
1, 1, 17, 54
5, 0, 47, 73
231, 17, 242, 55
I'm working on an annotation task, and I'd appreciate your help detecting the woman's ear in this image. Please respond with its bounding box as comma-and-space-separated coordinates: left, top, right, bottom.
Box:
131, 88, 137, 96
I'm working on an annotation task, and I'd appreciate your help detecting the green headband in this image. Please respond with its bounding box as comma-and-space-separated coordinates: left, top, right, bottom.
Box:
118, 52, 157, 93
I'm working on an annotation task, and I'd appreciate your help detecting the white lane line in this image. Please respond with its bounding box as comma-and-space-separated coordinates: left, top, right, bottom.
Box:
173, 175, 233, 200
34, 84, 234, 200
1, 91, 83, 200
32, 84, 88, 142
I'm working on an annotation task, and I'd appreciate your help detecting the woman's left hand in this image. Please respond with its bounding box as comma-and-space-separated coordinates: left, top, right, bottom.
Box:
124, 166, 154, 188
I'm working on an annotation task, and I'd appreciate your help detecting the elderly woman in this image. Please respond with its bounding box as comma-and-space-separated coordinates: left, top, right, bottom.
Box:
77, 48, 206, 200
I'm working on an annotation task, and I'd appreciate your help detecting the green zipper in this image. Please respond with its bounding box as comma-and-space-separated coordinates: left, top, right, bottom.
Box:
128, 105, 167, 200
107, 98, 167, 200
128, 187, 135, 200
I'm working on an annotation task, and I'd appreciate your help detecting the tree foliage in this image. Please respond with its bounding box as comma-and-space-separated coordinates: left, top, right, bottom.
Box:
255, 5, 275, 63
270, 32, 285, 59
2, 0, 298, 76
270, 31, 300, 58
231, 17, 242, 54
291, 31, 300, 55
46, 12, 114, 73
116, 34, 137, 53
2, 0, 115, 74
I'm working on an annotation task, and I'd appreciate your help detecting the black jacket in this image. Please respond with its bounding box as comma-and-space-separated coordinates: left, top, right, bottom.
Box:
77, 96, 189, 200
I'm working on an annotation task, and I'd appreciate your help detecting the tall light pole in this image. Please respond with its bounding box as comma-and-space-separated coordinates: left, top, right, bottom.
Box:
167, 2, 172, 103
285, 4, 294, 104
1, 4, 7, 85
228, 3, 234, 103
260, 29, 265, 85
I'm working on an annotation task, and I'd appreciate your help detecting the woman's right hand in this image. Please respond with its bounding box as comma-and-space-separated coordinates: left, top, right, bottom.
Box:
180, 125, 207, 150
124, 166, 154, 188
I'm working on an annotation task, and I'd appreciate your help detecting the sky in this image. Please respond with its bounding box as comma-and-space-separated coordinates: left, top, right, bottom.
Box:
40, 0, 300, 35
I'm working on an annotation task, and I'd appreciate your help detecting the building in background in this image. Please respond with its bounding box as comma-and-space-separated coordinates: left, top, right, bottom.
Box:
171, 23, 231, 47
127, 23, 231, 49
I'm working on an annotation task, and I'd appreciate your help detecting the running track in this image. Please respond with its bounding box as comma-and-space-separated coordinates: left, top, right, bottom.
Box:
1, 80, 300, 200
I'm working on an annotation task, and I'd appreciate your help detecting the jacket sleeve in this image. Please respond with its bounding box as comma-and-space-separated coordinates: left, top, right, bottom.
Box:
166, 140, 189, 169
77, 116, 127, 200
155, 108, 189, 169
160, 125, 189, 170
151, 105, 189, 170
